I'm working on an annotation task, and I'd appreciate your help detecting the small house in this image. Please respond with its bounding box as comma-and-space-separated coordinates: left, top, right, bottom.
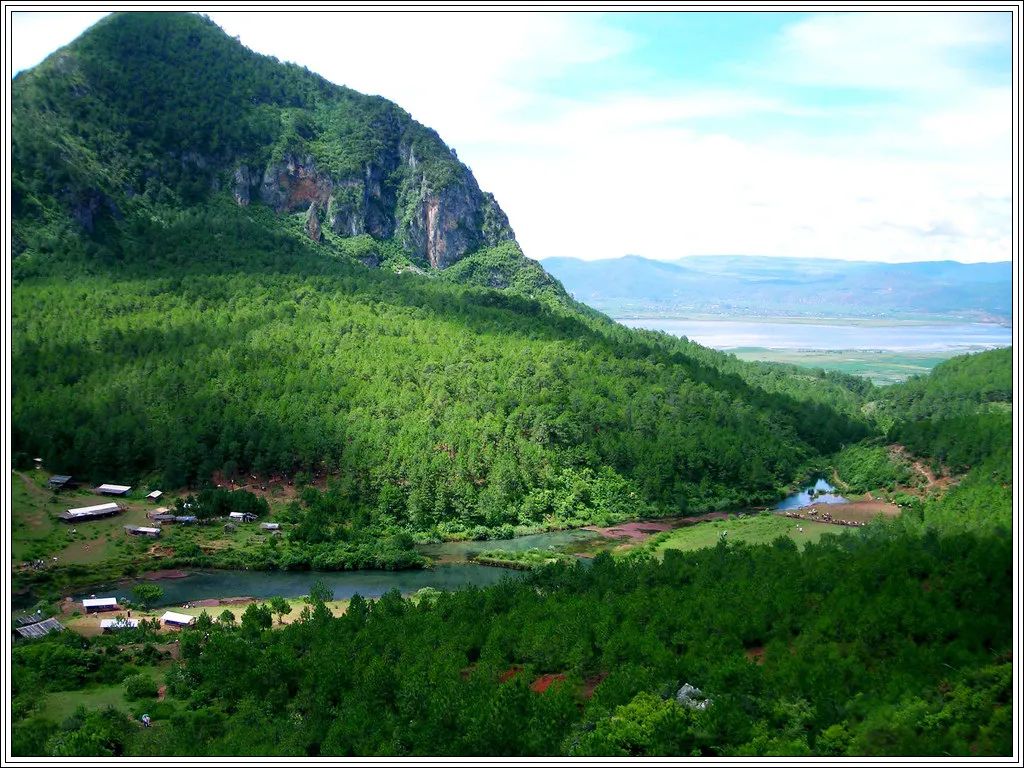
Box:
147, 507, 172, 520
161, 611, 195, 627
82, 597, 120, 613
260, 522, 280, 531
61, 502, 122, 522
174, 515, 198, 525
146, 490, 163, 501
14, 617, 65, 640
152, 514, 177, 523
228, 512, 257, 522
124, 525, 161, 538
47, 475, 73, 490
101, 618, 140, 632
96, 483, 132, 496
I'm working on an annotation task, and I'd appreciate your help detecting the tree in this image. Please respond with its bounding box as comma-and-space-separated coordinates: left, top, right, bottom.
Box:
218, 609, 236, 624
241, 603, 272, 633
269, 596, 290, 625
131, 583, 163, 610
306, 579, 332, 605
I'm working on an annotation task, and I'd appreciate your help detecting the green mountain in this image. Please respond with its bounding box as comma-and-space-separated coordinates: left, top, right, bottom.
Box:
13, 12, 867, 545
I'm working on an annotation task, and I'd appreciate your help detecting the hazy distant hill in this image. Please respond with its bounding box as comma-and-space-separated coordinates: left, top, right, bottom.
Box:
542, 255, 1011, 322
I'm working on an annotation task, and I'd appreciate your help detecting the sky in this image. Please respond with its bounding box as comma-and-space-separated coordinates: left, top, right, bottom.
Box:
10, 10, 1015, 263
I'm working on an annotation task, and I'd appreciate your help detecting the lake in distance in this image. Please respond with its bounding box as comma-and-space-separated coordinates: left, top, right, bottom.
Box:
616, 318, 1012, 352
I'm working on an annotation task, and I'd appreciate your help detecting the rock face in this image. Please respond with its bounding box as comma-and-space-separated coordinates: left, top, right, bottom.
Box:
304, 202, 322, 242
249, 145, 515, 270
232, 165, 251, 206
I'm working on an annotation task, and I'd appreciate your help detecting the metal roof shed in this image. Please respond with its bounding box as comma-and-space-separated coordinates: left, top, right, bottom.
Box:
14, 617, 65, 639
83, 597, 120, 612
101, 618, 140, 631
61, 502, 122, 522
48, 475, 73, 489
146, 490, 163, 500
161, 611, 195, 627
96, 484, 132, 495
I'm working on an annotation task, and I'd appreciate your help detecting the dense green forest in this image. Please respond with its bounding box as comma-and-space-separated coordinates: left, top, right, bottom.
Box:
11, 199, 870, 539
10, 345, 1014, 757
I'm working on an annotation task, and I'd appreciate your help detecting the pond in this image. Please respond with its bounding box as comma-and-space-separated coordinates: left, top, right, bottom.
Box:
774, 478, 848, 511
74, 564, 520, 608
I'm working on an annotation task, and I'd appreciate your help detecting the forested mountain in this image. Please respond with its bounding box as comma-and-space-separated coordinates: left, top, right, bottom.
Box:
12, 12, 874, 539
12, 12, 519, 274
542, 254, 1012, 321
875, 347, 1013, 479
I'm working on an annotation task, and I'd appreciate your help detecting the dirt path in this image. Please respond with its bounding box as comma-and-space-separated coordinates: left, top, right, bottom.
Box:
889, 444, 954, 493
14, 471, 53, 502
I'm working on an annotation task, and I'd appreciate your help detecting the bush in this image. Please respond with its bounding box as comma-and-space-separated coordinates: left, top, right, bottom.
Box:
123, 673, 158, 700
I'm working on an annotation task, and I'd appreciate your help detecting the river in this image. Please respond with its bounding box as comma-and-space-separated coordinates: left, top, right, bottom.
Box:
70, 479, 847, 607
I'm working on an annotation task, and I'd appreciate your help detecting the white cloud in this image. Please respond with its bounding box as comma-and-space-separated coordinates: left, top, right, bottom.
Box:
765, 11, 1011, 91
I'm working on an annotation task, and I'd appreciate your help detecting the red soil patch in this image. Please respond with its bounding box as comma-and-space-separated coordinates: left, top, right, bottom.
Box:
189, 596, 254, 608
889, 444, 957, 495
581, 672, 609, 699
745, 646, 766, 665
530, 673, 567, 693
210, 469, 331, 501
498, 666, 522, 684
585, 512, 731, 542
797, 500, 900, 524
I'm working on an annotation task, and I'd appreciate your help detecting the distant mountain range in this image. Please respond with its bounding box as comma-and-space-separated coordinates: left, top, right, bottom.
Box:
541, 255, 1012, 323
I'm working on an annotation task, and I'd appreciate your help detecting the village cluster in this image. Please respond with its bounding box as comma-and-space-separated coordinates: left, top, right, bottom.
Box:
47, 474, 280, 538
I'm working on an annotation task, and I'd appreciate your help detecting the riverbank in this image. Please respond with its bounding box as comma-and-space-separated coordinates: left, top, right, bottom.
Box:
60, 595, 353, 637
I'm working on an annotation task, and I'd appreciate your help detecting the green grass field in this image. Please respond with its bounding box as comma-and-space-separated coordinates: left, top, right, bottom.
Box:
645, 513, 854, 557
39, 665, 166, 723
11, 471, 288, 593
729, 348, 950, 385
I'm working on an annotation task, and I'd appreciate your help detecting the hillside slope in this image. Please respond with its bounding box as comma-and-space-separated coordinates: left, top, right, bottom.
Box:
12, 12, 874, 539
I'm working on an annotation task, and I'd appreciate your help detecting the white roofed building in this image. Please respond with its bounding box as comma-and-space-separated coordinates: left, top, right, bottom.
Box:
82, 597, 120, 613
96, 483, 132, 496
101, 618, 140, 631
60, 502, 122, 522
161, 611, 195, 627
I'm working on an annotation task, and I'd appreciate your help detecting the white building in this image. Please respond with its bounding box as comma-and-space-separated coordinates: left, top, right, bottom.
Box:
82, 597, 120, 613
161, 611, 195, 627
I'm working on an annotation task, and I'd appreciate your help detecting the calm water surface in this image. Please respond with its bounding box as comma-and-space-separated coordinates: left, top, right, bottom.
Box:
76, 564, 518, 608
617, 318, 1011, 352
775, 478, 848, 511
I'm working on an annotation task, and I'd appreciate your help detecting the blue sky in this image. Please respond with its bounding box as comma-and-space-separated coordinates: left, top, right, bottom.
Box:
11, 10, 1015, 263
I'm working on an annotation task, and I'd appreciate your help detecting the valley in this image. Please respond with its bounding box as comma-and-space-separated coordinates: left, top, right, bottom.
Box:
6, 11, 1014, 759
